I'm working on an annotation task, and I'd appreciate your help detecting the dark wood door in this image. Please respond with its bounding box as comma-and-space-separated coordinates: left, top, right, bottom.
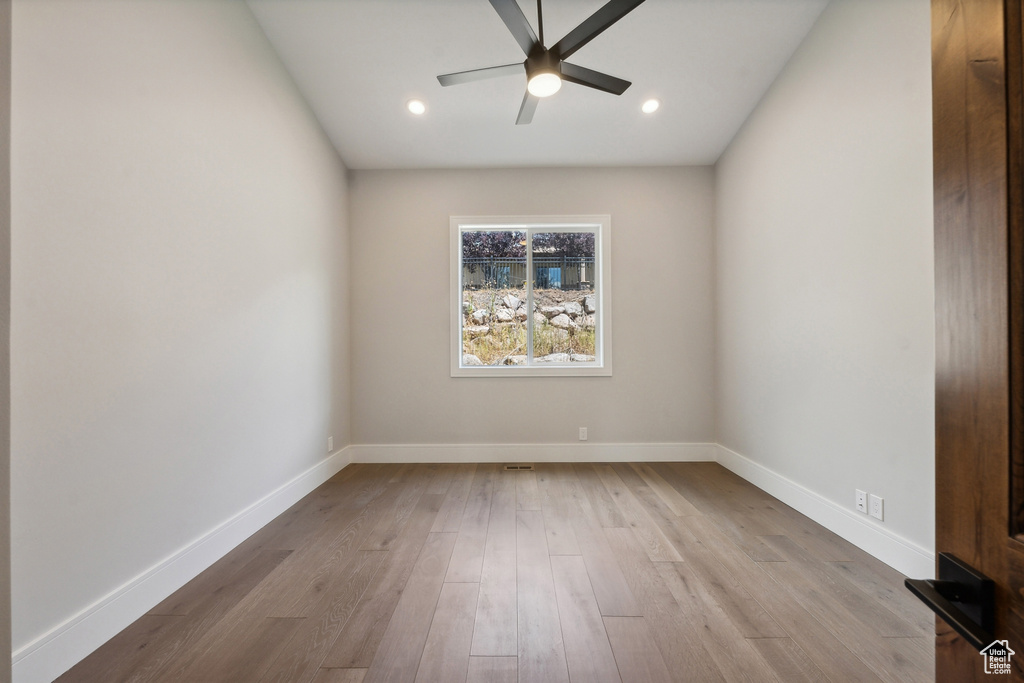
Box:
932, 0, 1024, 679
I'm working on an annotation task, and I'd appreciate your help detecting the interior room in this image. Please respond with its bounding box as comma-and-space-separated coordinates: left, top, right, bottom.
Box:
4, 0, 939, 680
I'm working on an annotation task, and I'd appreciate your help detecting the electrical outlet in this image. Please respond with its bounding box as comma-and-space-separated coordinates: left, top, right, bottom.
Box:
328, 436, 334, 452
855, 489, 868, 514
579, 427, 588, 441
869, 494, 884, 521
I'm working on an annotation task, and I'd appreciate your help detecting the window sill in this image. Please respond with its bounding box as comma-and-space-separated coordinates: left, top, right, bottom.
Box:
451, 363, 613, 378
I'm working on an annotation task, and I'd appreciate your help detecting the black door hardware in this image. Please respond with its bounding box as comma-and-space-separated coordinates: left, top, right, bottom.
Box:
905, 552, 995, 651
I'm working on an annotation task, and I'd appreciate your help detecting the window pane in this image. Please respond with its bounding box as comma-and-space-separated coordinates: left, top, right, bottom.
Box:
531, 231, 597, 363
461, 230, 529, 366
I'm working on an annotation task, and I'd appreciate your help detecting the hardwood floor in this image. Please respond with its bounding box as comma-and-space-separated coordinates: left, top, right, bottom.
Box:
57, 462, 934, 682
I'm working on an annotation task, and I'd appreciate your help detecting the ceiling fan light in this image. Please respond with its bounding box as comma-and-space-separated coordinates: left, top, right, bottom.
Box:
641, 99, 660, 114
406, 99, 426, 115
527, 71, 562, 98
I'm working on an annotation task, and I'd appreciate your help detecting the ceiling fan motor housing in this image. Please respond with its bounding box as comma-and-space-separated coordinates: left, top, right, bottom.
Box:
525, 47, 561, 81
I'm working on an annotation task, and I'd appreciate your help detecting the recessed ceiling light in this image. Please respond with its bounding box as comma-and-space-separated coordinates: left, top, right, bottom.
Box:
407, 99, 426, 115
641, 99, 660, 114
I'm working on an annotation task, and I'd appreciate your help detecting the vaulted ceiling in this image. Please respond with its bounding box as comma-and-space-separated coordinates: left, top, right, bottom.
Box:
247, 0, 830, 169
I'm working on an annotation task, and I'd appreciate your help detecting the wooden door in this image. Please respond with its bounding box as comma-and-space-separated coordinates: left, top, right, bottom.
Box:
932, 0, 1024, 679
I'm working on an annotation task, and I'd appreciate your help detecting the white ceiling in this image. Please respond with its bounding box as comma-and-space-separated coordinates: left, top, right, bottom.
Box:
246, 0, 830, 169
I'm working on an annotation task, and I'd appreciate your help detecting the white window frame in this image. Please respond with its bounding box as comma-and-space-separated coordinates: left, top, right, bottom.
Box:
451, 214, 612, 377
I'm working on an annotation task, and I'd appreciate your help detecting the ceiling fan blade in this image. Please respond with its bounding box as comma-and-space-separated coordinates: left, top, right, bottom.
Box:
559, 62, 631, 95
516, 91, 539, 125
438, 63, 525, 87
488, 0, 539, 56
551, 0, 646, 61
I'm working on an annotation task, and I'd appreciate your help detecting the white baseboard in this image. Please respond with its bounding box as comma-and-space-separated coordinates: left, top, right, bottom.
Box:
349, 442, 718, 463
12, 446, 354, 683
714, 444, 934, 579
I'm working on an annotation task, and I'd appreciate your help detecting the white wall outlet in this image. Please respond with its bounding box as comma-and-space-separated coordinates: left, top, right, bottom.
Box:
869, 494, 883, 520
328, 436, 334, 452
579, 427, 588, 441
855, 489, 868, 514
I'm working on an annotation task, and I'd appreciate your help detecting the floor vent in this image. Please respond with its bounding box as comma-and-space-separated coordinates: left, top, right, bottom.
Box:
503, 464, 535, 471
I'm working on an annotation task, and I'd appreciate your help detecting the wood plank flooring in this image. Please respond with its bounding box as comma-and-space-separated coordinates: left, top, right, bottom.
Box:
57, 463, 934, 683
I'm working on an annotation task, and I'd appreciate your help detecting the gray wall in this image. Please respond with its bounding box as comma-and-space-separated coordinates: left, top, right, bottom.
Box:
714, 0, 934, 554
349, 167, 715, 446
0, 0, 11, 680
10, 0, 350, 670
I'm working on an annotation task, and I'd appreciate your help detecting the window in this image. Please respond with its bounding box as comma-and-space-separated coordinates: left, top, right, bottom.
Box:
451, 215, 612, 377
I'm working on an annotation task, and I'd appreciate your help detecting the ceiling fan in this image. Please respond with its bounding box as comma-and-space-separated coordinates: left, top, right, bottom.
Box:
437, 0, 647, 124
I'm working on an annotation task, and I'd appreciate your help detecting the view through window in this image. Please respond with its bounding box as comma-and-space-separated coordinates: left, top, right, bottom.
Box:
451, 216, 611, 376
